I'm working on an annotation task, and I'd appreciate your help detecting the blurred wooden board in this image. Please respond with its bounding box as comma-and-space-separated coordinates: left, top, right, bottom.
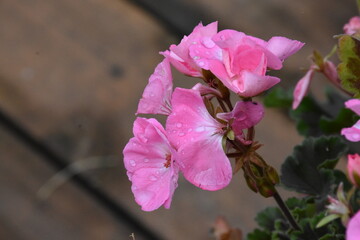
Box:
0, 0, 356, 239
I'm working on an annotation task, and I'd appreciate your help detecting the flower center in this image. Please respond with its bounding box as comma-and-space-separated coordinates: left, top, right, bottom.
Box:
164, 154, 171, 168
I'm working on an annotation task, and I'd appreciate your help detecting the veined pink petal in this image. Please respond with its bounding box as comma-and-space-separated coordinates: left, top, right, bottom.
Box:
166, 88, 224, 149
166, 88, 232, 190
266, 36, 305, 62
345, 99, 360, 115
235, 71, 280, 97
347, 210, 360, 240
192, 83, 222, 98
136, 58, 172, 115
177, 137, 232, 191
123, 118, 179, 211
341, 120, 360, 142
217, 101, 264, 134
292, 68, 315, 110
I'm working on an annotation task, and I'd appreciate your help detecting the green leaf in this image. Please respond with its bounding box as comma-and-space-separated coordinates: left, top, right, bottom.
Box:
337, 35, 360, 97
320, 108, 359, 134
255, 207, 285, 231
281, 136, 348, 196
316, 214, 340, 228
290, 96, 325, 137
264, 87, 293, 108
247, 229, 271, 240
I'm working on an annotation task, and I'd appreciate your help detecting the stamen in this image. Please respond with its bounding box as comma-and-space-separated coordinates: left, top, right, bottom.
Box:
164, 154, 171, 168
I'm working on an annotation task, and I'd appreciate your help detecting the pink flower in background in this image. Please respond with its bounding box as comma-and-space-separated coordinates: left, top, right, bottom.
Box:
341, 99, 360, 142
347, 210, 360, 240
347, 153, 360, 187
162, 22, 219, 78
217, 101, 264, 141
292, 61, 338, 110
166, 88, 232, 191
189, 29, 304, 97
137, 58, 173, 115
343, 16, 360, 35
123, 118, 179, 211
292, 67, 315, 109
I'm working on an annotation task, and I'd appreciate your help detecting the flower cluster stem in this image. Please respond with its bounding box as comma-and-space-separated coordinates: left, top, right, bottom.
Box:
273, 191, 301, 231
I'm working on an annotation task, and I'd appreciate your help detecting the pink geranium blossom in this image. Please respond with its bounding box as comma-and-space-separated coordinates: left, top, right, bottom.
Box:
347, 153, 360, 187
341, 99, 360, 142
347, 210, 360, 240
123, 118, 179, 211
166, 88, 232, 191
343, 16, 360, 35
189, 29, 304, 97
137, 58, 173, 115
162, 22, 219, 78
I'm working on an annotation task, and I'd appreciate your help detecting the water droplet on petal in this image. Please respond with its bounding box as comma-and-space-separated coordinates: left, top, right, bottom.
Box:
130, 160, 136, 167
193, 56, 200, 60
144, 158, 149, 163
188, 128, 193, 132
198, 61, 205, 67
176, 123, 182, 128
192, 41, 197, 45
149, 175, 157, 181
178, 132, 185, 137
202, 37, 215, 48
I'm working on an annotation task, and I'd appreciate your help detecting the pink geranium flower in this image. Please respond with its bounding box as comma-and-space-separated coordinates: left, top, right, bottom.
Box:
189, 29, 304, 97
347, 153, 360, 187
137, 58, 173, 115
347, 210, 360, 240
343, 16, 360, 35
123, 118, 179, 211
166, 88, 232, 191
161, 22, 219, 78
341, 99, 360, 142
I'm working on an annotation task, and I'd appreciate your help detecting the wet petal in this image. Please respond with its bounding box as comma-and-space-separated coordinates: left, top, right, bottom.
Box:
137, 58, 172, 115
341, 120, 360, 142
266, 36, 305, 61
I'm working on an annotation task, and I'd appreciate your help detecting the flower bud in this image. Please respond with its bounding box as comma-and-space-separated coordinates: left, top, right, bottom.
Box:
343, 16, 360, 36
347, 153, 360, 187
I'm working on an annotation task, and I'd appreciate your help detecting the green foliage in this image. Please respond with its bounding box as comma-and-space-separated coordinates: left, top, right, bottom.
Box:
280, 136, 348, 196
264, 87, 358, 137
337, 35, 360, 97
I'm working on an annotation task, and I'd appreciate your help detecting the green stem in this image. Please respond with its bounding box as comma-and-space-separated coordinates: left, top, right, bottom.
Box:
273, 191, 301, 231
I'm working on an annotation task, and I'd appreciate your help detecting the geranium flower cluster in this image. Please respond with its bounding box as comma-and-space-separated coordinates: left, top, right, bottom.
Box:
123, 22, 304, 211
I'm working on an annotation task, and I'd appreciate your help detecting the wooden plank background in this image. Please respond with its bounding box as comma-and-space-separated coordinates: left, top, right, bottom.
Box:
0, 0, 356, 239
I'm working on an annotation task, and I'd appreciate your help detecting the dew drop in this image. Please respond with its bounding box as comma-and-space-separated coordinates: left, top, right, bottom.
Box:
149, 175, 157, 181
176, 123, 182, 128
202, 37, 215, 48
130, 160, 136, 167
195, 126, 205, 132
144, 158, 149, 163
188, 128, 193, 132
198, 61, 205, 67
192, 41, 197, 45
193, 56, 200, 60
178, 132, 185, 137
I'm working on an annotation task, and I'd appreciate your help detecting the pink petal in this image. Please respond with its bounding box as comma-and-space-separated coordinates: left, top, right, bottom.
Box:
136, 58, 172, 115
343, 16, 360, 35
347, 153, 360, 186
235, 71, 280, 97
347, 210, 360, 240
123, 118, 178, 211
177, 136, 232, 191
166, 88, 231, 190
164, 22, 218, 77
345, 99, 360, 116
166, 88, 224, 149
292, 68, 315, 109
192, 83, 222, 98
341, 120, 360, 142
217, 101, 264, 133
266, 36, 305, 61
